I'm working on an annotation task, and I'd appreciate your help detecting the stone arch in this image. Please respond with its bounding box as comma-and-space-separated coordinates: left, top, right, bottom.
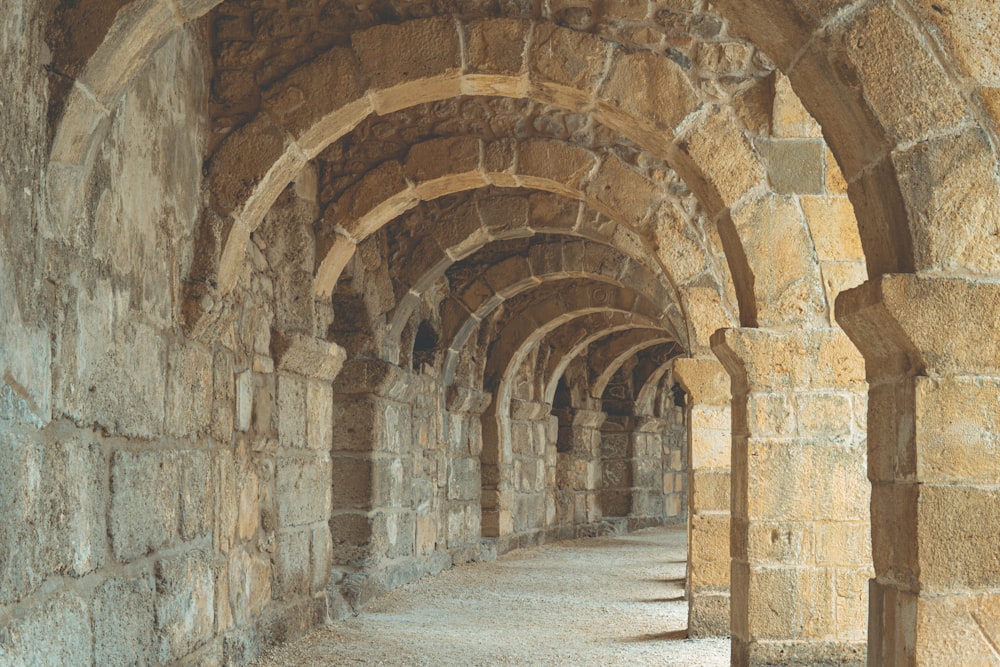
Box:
715, 0, 1000, 278
47, 0, 217, 168
587, 331, 678, 401
381, 195, 692, 358
189, 18, 851, 337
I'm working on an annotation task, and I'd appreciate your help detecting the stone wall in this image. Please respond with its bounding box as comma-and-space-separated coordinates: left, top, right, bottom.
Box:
0, 26, 339, 665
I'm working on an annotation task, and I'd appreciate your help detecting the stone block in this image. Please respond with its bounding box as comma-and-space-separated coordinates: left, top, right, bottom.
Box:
772, 73, 822, 139
918, 484, 1000, 593
235, 370, 253, 432
276, 456, 332, 528
677, 107, 763, 208
306, 380, 333, 451
354, 17, 461, 90
691, 470, 730, 512
447, 457, 480, 501
227, 549, 272, 627
274, 529, 312, 598
529, 23, 609, 94
690, 513, 731, 588
331, 455, 373, 509
312, 524, 333, 592
212, 347, 235, 442
843, 1, 969, 144
466, 18, 529, 75
914, 375, 1000, 483
745, 522, 813, 565
92, 577, 156, 667
755, 138, 825, 194
599, 49, 697, 131
0, 592, 92, 666
815, 521, 871, 569
746, 565, 834, 640
273, 333, 347, 382
587, 154, 660, 226
278, 373, 307, 449
156, 550, 215, 662
688, 593, 731, 638
745, 439, 869, 523
179, 450, 212, 542
0, 434, 107, 602
167, 342, 213, 436
689, 424, 730, 470
799, 196, 863, 262
746, 393, 795, 437
110, 450, 179, 562
517, 139, 595, 190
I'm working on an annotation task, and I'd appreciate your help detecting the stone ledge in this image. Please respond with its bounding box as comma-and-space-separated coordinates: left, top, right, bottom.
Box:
273, 332, 347, 382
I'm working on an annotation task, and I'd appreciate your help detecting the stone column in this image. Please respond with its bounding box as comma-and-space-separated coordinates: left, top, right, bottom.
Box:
838, 275, 1000, 666
711, 328, 871, 665
673, 358, 732, 638
555, 408, 606, 535
629, 415, 673, 529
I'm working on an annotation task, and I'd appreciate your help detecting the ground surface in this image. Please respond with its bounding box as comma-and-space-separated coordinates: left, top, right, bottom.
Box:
253, 526, 730, 666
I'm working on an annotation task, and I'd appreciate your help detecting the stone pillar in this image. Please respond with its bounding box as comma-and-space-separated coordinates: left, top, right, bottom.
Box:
711, 328, 871, 665
555, 408, 606, 535
629, 415, 672, 529
838, 275, 1000, 666
673, 358, 732, 638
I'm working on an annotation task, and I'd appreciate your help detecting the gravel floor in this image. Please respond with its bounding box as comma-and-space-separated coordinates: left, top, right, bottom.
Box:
253, 526, 730, 666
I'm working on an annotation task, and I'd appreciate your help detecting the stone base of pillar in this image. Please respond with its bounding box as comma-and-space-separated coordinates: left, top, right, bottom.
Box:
688, 592, 730, 637
733, 639, 866, 667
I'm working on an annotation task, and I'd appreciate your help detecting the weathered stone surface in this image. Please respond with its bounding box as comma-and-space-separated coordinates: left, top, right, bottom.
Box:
0, 592, 92, 666
156, 550, 216, 662
276, 456, 333, 528
93, 577, 156, 667
110, 450, 179, 562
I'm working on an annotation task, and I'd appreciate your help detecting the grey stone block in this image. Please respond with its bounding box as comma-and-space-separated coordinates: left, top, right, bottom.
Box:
93, 577, 156, 667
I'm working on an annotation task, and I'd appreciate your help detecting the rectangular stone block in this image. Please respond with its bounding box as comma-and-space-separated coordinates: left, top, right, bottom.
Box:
691, 470, 730, 512
690, 426, 730, 470
745, 522, 813, 565
167, 342, 212, 436
447, 457, 479, 501
274, 529, 311, 598
156, 550, 215, 662
690, 513, 732, 589
794, 392, 853, 440
0, 434, 107, 602
747, 565, 834, 640
276, 456, 332, 528
746, 392, 795, 437
815, 521, 871, 568
92, 578, 155, 667
918, 484, 1000, 593
306, 380, 333, 451
331, 456, 373, 509
331, 396, 410, 453
746, 438, 869, 522
688, 593, 731, 638
915, 375, 1000, 483
110, 450, 179, 562
179, 450, 212, 541
0, 592, 92, 666
278, 373, 307, 449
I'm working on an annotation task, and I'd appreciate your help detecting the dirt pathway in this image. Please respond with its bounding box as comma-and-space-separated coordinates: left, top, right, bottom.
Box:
253, 526, 730, 666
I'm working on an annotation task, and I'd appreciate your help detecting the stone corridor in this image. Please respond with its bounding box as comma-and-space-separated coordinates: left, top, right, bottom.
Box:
253, 527, 729, 667
4, 1, 1000, 666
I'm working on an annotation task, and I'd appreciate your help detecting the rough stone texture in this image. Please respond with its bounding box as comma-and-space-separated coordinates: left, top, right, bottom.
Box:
712, 327, 871, 663
838, 275, 1000, 666
92, 578, 156, 667
674, 357, 732, 639
7, 0, 1000, 665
